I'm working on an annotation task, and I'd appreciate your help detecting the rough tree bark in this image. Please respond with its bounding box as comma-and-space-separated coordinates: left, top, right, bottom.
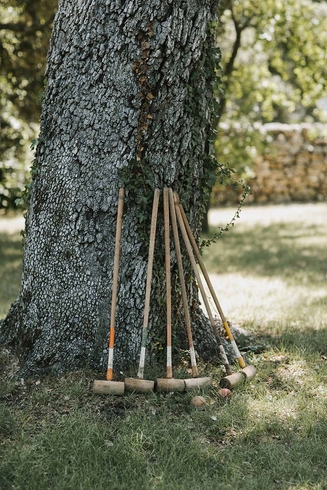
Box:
0, 0, 222, 377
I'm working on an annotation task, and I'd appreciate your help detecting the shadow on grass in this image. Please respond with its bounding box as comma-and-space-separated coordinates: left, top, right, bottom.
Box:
251, 329, 327, 376
274, 326, 327, 357
229, 412, 327, 488
203, 222, 327, 286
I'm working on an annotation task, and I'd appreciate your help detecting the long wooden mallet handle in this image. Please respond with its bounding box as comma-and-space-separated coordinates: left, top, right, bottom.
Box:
173, 193, 232, 376
178, 201, 246, 369
137, 189, 160, 379
163, 188, 173, 379
168, 188, 198, 378
107, 187, 124, 381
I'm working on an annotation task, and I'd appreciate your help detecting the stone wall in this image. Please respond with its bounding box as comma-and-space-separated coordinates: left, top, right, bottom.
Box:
213, 123, 327, 205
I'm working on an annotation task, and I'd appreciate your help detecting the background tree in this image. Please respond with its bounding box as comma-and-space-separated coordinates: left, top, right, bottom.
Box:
0, 0, 225, 377
214, 0, 327, 186
2, 0, 326, 210
0, 0, 56, 209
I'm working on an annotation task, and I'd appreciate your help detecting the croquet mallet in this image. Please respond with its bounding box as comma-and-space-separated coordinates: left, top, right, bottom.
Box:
124, 189, 160, 393
173, 192, 232, 376
93, 187, 125, 395
168, 189, 212, 391
155, 188, 185, 393
178, 200, 256, 389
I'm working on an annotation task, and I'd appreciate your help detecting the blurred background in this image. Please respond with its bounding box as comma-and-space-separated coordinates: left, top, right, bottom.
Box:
0, 0, 326, 212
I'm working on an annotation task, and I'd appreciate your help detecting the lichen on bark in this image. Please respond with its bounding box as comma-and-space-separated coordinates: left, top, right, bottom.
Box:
0, 0, 223, 378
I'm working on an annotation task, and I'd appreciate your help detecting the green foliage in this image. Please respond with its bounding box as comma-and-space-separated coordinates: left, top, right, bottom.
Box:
218, 0, 327, 123
214, 0, 327, 181
118, 158, 157, 251
183, 22, 250, 234
201, 179, 250, 247
0, 0, 56, 210
3, 0, 326, 212
14, 137, 40, 212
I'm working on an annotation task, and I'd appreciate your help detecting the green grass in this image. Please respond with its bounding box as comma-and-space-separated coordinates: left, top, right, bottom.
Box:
203, 203, 327, 338
1, 204, 327, 490
0, 216, 23, 317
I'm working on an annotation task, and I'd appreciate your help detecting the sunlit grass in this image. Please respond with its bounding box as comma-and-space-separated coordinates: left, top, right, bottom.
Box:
203, 202, 327, 339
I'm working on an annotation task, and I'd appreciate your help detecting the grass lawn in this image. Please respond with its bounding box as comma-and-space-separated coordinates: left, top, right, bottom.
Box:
1, 203, 327, 490
0, 214, 24, 318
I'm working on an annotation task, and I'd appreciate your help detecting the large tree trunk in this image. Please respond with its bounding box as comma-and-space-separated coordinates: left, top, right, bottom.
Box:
0, 0, 221, 377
